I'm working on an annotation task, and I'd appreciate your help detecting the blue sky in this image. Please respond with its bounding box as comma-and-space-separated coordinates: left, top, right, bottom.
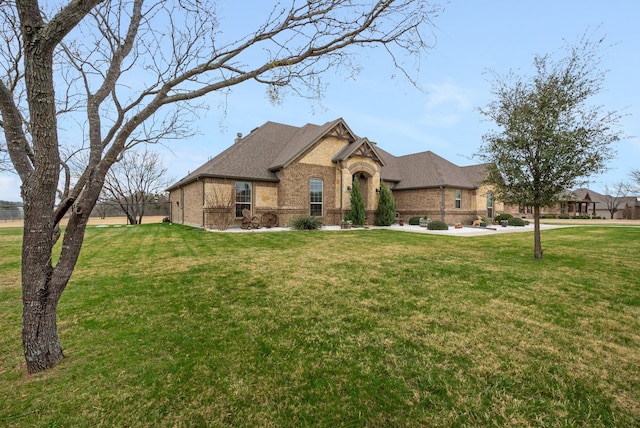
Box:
1, 0, 638, 201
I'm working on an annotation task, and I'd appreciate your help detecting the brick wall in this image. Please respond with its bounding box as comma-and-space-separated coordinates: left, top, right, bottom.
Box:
169, 180, 205, 227
394, 187, 486, 224
276, 161, 337, 226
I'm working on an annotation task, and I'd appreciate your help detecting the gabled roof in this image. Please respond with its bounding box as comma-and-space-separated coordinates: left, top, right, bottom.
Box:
168, 118, 352, 189
333, 137, 386, 166
269, 118, 354, 170
570, 188, 606, 204
167, 118, 488, 191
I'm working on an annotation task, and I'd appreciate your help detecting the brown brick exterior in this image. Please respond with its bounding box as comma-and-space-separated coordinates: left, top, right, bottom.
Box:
169, 135, 494, 228
169, 180, 205, 227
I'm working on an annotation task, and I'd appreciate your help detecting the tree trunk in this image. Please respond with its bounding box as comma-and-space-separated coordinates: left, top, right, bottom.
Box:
21, 198, 65, 373
22, 288, 65, 374
533, 205, 543, 260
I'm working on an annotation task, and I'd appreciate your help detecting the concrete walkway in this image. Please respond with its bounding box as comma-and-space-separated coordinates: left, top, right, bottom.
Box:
210, 222, 568, 236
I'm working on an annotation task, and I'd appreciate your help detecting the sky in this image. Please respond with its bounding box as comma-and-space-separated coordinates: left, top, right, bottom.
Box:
1, 0, 639, 201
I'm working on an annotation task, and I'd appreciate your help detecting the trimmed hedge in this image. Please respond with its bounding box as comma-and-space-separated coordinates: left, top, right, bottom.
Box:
408, 216, 422, 226
494, 213, 513, 223
427, 220, 449, 230
507, 217, 526, 226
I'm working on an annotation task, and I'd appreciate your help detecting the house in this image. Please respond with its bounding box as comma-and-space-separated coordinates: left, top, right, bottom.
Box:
166, 118, 502, 228
566, 188, 640, 220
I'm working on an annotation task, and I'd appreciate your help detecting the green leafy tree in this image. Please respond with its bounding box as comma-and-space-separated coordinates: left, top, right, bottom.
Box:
477, 35, 623, 260
374, 182, 396, 226
347, 177, 366, 226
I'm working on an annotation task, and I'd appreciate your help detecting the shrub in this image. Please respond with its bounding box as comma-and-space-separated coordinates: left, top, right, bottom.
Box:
507, 217, 526, 226
290, 216, 323, 230
558, 213, 570, 219
494, 213, 513, 223
408, 216, 422, 225
346, 178, 366, 226
374, 182, 396, 226
427, 220, 449, 230
541, 214, 557, 219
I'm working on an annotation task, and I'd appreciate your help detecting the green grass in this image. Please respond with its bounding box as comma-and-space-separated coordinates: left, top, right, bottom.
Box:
1, 224, 639, 426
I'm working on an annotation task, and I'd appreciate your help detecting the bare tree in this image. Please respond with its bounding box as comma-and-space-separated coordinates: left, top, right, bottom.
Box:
628, 169, 640, 195
204, 180, 235, 231
602, 183, 626, 219
102, 148, 168, 225
0, 0, 441, 373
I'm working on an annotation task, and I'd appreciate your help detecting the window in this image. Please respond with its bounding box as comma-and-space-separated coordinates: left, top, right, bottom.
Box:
487, 192, 494, 219
310, 178, 323, 216
235, 181, 251, 217
455, 189, 461, 209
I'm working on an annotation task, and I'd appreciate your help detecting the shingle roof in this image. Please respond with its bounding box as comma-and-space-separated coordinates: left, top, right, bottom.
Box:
384, 151, 485, 190
167, 120, 343, 189
167, 118, 488, 191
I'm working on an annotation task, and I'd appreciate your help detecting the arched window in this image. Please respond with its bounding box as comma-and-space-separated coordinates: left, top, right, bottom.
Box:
310, 178, 323, 216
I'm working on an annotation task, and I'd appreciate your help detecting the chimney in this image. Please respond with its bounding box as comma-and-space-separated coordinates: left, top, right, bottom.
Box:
235, 132, 242, 143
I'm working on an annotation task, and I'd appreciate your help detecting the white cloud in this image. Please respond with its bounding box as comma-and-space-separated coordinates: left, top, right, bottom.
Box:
420, 79, 474, 127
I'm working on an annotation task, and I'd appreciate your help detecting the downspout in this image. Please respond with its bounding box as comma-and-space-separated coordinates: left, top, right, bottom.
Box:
180, 187, 184, 224
201, 178, 205, 228
440, 185, 445, 222
337, 160, 344, 222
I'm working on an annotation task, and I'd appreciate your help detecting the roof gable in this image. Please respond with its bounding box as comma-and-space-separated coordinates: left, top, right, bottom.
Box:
269, 118, 356, 170
333, 137, 386, 166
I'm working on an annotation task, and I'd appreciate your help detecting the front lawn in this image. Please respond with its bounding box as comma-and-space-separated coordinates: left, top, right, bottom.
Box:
1, 224, 639, 426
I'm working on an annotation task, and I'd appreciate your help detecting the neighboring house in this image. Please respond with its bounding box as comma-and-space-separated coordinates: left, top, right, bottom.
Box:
566, 188, 640, 219
567, 188, 611, 219
167, 118, 502, 228
509, 187, 640, 220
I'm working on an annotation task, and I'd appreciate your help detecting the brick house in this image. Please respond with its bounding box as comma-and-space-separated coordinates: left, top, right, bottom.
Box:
166, 118, 503, 228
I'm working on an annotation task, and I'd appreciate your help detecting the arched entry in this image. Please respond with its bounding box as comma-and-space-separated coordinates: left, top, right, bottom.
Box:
352, 172, 371, 209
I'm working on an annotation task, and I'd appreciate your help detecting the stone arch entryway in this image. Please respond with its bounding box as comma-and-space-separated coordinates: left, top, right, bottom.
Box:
345, 160, 381, 223
352, 172, 371, 210
348, 162, 378, 207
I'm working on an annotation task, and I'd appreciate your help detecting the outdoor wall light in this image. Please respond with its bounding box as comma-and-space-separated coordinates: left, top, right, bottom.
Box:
347, 186, 352, 191
375, 188, 380, 193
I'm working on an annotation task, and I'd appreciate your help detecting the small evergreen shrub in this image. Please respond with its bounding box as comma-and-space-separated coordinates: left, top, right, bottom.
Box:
374, 182, 396, 226
290, 216, 323, 230
558, 214, 570, 219
427, 220, 449, 230
507, 217, 526, 226
347, 178, 366, 226
408, 216, 422, 225
541, 214, 557, 219
494, 213, 513, 223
